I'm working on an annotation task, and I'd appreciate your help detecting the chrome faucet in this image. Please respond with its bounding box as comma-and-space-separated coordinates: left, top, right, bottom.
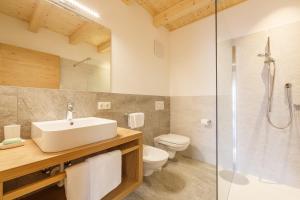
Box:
66, 103, 74, 124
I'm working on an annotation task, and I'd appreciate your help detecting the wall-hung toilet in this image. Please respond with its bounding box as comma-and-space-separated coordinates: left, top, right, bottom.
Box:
143, 145, 169, 176
154, 134, 190, 159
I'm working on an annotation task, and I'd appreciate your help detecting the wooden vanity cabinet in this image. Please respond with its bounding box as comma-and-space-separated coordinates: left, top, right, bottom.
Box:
0, 128, 143, 200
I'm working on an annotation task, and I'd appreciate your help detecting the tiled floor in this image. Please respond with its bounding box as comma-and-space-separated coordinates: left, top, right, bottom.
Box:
20, 155, 215, 200
125, 155, 216, 200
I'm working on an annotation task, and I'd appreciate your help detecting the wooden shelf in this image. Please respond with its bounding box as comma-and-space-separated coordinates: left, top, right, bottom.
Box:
121, 146, 139, 155
19, 179, 140, 200
3, 173, 66, 200
0, 127, 143, 200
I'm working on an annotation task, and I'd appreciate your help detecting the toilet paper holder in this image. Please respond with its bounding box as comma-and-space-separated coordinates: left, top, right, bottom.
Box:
201, 119, 212, 127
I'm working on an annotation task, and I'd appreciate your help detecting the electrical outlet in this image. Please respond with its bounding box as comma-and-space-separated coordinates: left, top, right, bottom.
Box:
97, 102, 104, 110
98, 102, 111, 110
155, 101, 164, 111
104, 102, 111, 109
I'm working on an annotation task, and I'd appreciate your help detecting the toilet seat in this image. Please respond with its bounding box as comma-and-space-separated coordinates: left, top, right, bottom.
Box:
143, 145, 169, 163
154, 134, 190, 148
143, 145, 169, 176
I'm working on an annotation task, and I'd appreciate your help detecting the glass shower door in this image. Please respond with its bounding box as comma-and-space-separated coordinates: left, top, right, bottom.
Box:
217, 38, 236, 200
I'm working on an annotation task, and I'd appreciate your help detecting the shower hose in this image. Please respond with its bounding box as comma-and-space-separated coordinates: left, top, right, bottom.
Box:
266, 62, 293, 129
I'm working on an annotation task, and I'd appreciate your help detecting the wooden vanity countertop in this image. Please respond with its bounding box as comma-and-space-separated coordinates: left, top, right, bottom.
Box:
0, 127, 142, 182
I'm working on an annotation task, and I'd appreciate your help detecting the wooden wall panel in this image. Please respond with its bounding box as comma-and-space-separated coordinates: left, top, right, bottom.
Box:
0, 43, 60, 89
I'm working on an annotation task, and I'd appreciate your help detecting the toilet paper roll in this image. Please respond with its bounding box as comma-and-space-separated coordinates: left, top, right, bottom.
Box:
4, 125, 21, 139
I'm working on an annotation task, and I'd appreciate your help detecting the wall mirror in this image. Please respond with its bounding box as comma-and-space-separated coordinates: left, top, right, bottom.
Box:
0, 0, 111, 92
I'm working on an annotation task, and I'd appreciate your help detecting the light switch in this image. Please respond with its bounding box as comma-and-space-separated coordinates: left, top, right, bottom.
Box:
155, 101, 164, 111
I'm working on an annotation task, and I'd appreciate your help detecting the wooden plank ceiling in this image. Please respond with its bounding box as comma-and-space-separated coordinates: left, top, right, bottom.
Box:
0, 0, 111, 53
123, 0, 247, 31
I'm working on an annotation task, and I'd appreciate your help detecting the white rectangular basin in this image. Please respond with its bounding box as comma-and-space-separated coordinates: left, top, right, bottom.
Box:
31, 117, 117, 152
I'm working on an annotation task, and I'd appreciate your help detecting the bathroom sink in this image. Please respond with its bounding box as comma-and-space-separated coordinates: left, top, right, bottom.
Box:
31, 117, 117, 152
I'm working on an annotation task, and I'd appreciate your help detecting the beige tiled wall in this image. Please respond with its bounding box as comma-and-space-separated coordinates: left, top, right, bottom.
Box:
171, 96, 216, 165
0, 86, 170, 145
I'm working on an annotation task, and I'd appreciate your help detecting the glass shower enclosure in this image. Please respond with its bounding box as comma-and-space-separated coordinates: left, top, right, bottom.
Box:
217, 0, 300, 199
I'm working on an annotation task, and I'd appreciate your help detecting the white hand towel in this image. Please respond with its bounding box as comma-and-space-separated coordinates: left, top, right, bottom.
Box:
128, 112, 144, 129
87, 150, 122, 200
128, 113, 136, 129
65, 162, 90, 200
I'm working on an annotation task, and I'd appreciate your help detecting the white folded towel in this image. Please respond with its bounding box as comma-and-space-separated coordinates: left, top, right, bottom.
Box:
65, 162, 90, 200
128, 112, 145, 129
87, 150, 122, 200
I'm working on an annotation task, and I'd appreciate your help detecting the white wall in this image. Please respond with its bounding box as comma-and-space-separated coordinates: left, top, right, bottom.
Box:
169, 0, 300, 97
168, 0, 300, 169
168, 0, 216, 165
218, 0, 300, 41
169, 16, 216, 96
79, 0, 170, 96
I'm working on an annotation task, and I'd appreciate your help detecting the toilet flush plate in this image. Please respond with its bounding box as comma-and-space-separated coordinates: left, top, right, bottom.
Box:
155, 101, 164, 110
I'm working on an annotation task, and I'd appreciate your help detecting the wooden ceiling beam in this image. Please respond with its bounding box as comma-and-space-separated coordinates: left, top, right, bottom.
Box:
154, 0, 212, 27
28, 0, 51, 33
167, 0, 247, 31
121, 0, 247, 31
69, 22, 91, 45
121, 0, 156, 16
70, 22, 111, 53
98, 40, 111, 53
135, 0, 157, 16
